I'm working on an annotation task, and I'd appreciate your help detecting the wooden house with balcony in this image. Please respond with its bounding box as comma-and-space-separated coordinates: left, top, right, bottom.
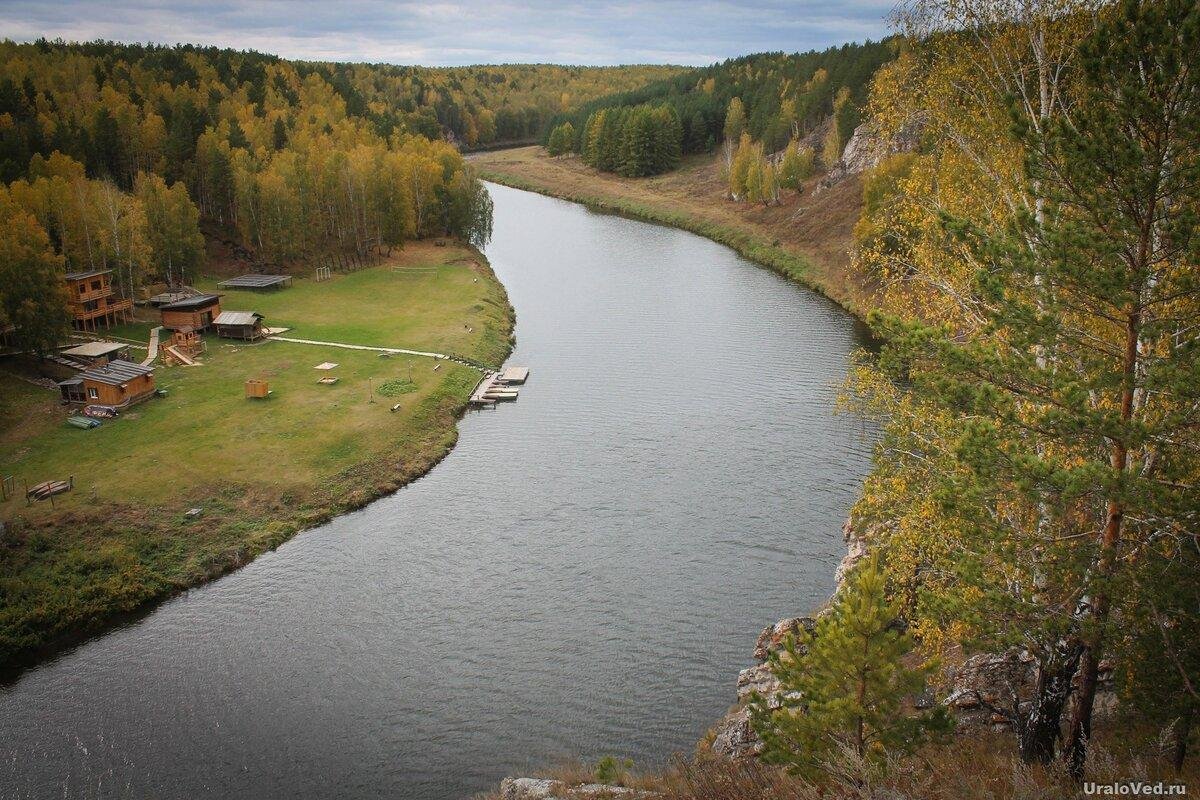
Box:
65, 270, 133, 331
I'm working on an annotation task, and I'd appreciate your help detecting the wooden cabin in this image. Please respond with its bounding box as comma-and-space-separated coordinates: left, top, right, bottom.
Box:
65, 269, 133, 331
57, 359, 156, 408
213, 311, 265, 341
160, 294, 222, 331
59, 341, 130, 368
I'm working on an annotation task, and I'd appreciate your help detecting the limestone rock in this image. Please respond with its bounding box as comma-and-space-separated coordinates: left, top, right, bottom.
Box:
501, 777, 565, 800
835, 517, 869, 588
753, 617, 815, 662
499, 777, 658, 800
736, 662, 779, 702
569, 784, 652, 798
710, 706, 761, 759
819, 113, 927, 190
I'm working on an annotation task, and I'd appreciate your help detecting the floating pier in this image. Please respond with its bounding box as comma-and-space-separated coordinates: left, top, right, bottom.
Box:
469, 366, 530, 408
499, 366, 530, 385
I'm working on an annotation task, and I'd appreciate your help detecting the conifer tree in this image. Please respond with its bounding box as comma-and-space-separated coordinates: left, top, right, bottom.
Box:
750, 555, 949, 777
863, 0, 1200, 775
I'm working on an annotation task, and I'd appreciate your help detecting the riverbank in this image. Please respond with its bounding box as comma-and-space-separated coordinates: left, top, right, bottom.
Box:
0, 241, 514, 673
472, 146, 876, 320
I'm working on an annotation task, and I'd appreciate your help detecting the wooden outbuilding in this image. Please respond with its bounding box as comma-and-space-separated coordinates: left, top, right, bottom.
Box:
57, 359, 156, 408
213, 311, 265, 341
59, 341, 131, 368
65, 269, 133, 330
160, 294, 222, 331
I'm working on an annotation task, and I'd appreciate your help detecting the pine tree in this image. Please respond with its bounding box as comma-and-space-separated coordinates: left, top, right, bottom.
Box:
271, 116, 288, 150
750, 555, 949, 777
863, 0, 1200, 775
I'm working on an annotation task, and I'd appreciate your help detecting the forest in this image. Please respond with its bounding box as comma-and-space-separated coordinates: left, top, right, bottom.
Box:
544, 41, 893, 177
0, 40, 678, 354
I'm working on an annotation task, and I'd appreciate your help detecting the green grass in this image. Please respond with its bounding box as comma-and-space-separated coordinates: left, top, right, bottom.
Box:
195, 245, 511, 365
0, 240, 513, 667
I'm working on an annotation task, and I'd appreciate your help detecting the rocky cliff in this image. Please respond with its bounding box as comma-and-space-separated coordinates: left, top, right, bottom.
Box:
706, 515, 1118, 758
818, 113, 927, 190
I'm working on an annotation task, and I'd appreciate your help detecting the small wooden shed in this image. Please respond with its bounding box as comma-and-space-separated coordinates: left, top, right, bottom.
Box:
213, 311, 265, 341
58, 359, 156, 408
60, 341, 131, 368
160, 294, 222, 331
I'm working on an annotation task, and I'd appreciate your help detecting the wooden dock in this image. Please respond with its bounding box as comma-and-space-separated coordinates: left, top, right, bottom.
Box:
499, 366, 530, 385
469, 366, 530, 408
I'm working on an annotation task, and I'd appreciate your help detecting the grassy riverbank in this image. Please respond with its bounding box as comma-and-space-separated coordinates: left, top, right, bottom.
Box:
472, 146, 876, 318
0, 241, 514, 669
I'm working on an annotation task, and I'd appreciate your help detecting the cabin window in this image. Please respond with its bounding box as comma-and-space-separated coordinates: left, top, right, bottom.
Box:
91, 280, 102, 290
78, 284, 86, 294
87, 387, 99, 400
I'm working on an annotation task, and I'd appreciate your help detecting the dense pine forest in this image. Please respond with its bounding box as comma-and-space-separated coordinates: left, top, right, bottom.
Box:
544, 42, 893, 177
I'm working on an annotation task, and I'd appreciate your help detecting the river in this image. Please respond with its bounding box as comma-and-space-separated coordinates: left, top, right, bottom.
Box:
0, 183, 876, 799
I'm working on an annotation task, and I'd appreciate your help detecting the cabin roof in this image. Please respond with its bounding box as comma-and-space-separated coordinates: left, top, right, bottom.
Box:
213, 311, 263, 326
61, 341, 127, 358
64, 269, 113, 282
148, 289, 201, 306
78, 359, 154, 387
160, 293, 222, 311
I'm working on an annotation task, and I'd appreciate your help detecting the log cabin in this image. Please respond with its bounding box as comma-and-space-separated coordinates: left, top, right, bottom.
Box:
57, 359, 156, 408
213, 311, 265, 341
59, 341, 131, 368
160, 294, 222, 331
65, 269, 133, 331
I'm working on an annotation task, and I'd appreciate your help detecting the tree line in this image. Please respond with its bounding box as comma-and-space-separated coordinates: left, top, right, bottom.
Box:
541, 41, 892, 177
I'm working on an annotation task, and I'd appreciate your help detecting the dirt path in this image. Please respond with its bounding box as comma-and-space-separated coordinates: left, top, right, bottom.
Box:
270, 336, 486, 370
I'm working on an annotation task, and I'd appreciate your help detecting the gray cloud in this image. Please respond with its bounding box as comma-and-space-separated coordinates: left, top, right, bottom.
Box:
0, 0, 894, 65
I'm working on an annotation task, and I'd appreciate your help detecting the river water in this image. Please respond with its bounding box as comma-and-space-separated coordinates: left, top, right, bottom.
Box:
0, 183, 876, 799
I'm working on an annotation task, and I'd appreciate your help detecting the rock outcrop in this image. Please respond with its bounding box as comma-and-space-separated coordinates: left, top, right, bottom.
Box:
944, 649, 1118, 730
819, 113, 927, 190
500, 777, 655, 800
834, 517, 869, 587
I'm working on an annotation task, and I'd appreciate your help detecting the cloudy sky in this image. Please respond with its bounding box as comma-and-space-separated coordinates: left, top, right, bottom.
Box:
0, 0, 895, 66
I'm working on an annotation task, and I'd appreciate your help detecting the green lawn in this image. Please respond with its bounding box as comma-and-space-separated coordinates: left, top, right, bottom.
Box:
195, 243, 509, 363
0, 240, 513, 666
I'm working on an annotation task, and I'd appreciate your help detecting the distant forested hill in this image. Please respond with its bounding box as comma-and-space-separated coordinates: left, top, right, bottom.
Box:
543, 41, 895, 177
0, 38, 685, 184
